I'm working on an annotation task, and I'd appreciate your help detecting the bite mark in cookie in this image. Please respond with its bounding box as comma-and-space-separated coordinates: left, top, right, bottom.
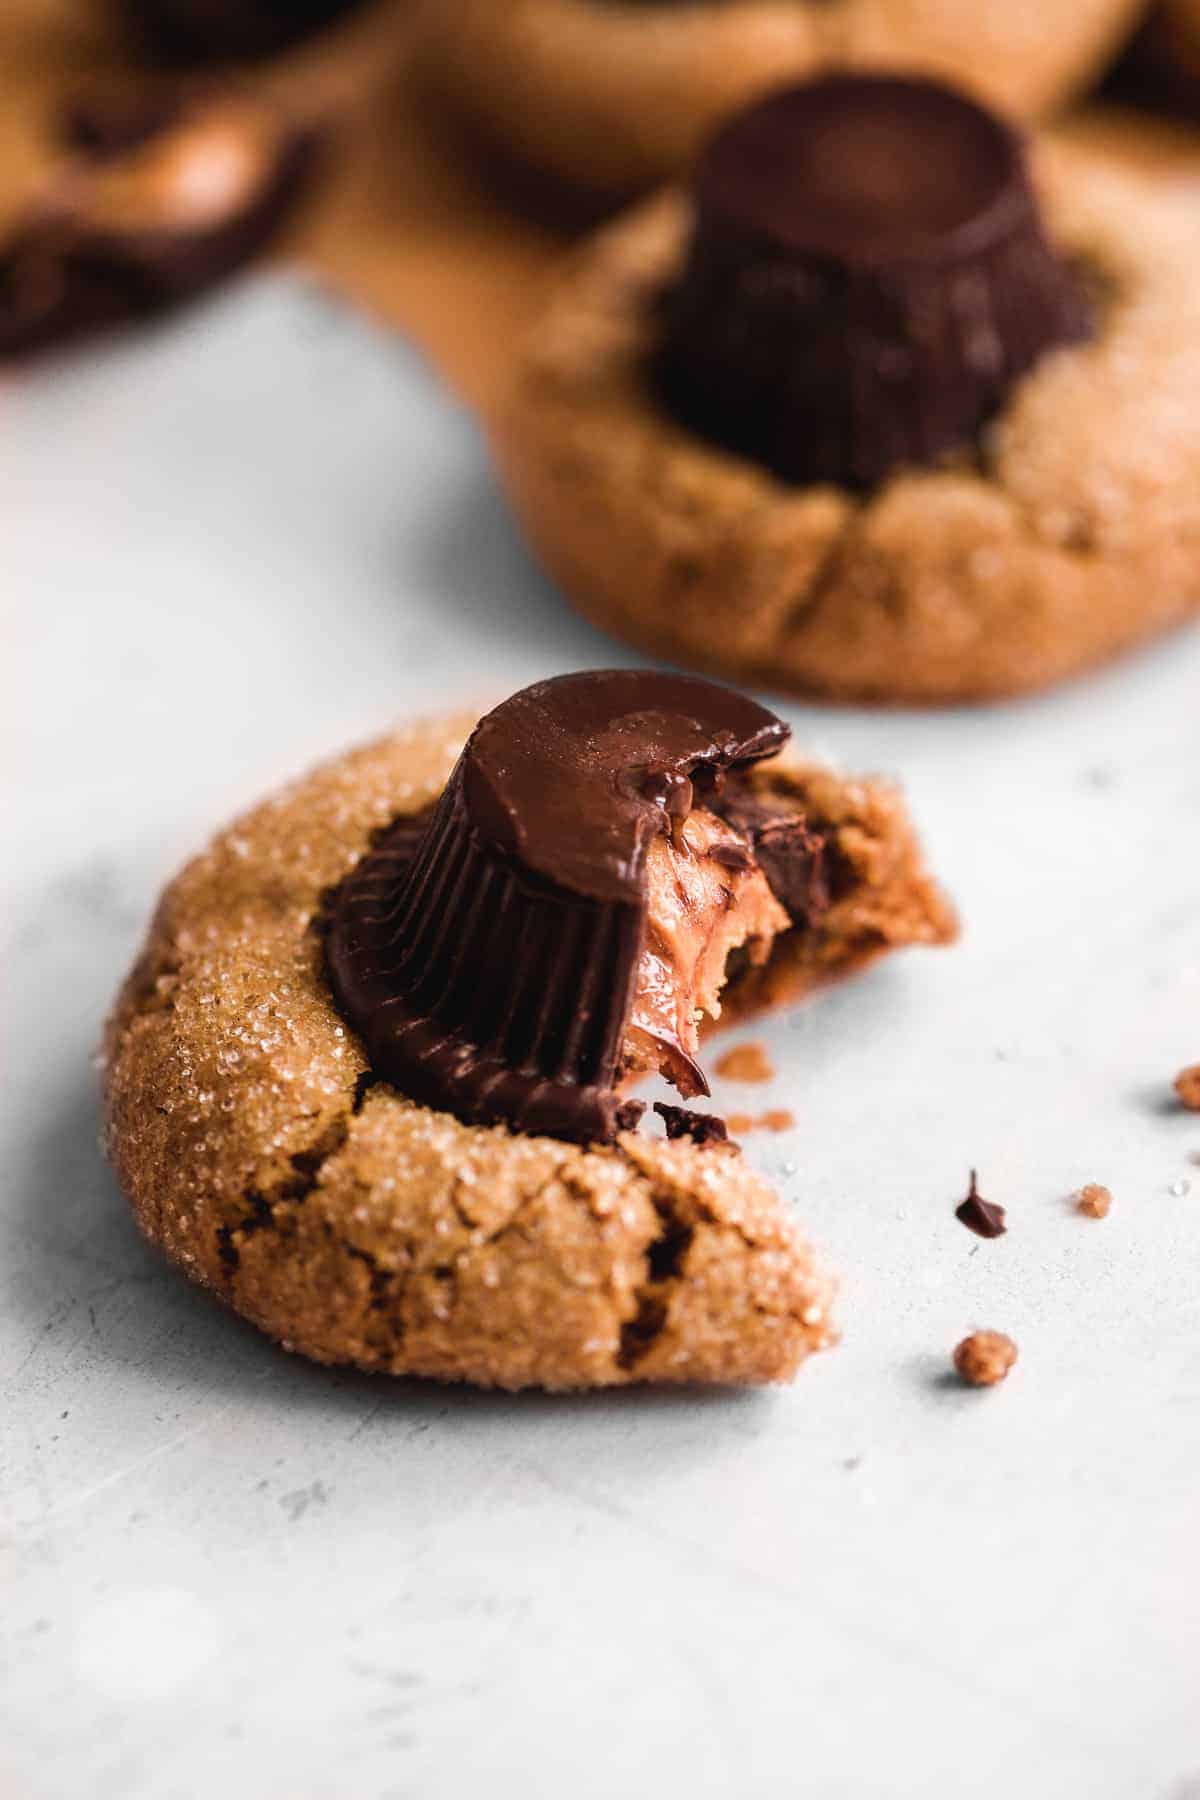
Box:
624, 806, 789, 1097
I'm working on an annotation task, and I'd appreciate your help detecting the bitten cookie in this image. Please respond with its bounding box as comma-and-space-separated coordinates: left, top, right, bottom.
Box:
103, 674, 955, 1391
493, 78, 1200, 703
413, 0, 1143, 194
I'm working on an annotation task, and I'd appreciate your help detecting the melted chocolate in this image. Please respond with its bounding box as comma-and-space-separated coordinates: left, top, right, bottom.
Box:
0, 89, 319, 360
326, 672, 795, 1146
656, 74, 1092, 489
654, 1103, 730, 1148
715, 777, 830, 927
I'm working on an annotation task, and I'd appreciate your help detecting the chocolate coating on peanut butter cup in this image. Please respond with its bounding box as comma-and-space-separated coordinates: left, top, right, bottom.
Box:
657, 74, 1092, 489
326, 672, 791, 1145
126, 0, 363, 60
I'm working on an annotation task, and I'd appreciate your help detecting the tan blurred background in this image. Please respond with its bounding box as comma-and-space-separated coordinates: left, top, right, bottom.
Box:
2, 0, 1198, 419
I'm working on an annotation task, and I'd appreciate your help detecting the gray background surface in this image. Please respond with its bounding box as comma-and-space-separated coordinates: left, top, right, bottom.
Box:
3, 282, 1199, 1799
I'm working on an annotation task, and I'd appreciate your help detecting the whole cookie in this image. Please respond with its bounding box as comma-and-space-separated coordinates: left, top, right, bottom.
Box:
413, 0, 1144, 193
103, 700, 954, 1390
493, 123, 1200, 703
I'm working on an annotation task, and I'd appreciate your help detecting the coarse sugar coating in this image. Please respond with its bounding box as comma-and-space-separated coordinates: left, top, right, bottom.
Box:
103, 709, 953, 1389
493, 146, 1200, 703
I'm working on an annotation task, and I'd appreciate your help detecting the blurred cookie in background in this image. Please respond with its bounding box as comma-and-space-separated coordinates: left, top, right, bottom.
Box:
493, 76, 1200, 702
412, 0, 1148, 195
1112, 0, 1200, 113
122, 0, 369, 60
0, 82, 323, 355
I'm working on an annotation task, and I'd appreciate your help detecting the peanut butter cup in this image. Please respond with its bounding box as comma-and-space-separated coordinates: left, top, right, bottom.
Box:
656, 74, 1092, 489
326, 672, 830, 1145
0, 89, 318, 358
126, 0, 363, 60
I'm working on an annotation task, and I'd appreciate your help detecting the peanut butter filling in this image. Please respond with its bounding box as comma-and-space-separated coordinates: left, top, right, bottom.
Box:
622, 807, 789, 1097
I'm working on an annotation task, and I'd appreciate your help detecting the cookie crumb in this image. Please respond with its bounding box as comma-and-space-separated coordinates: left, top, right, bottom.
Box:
725, 1108, 794, 1135
654, 1102, 730, 1147
714, 1042, 774, 1083
955, 1169, 1007, 1239
1076, 1182, 1112, 1219
1174, 1064, 1200, 1111
953, 1330, 1018, 1388
614, 1098, 647, 1133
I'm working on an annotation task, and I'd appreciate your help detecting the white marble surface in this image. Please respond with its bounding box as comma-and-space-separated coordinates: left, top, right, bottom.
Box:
3, 280, 1200, 1800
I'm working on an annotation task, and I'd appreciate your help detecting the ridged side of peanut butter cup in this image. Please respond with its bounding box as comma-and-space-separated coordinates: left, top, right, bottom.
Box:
656, 74, 1092, 489
326, 672, 791, 1145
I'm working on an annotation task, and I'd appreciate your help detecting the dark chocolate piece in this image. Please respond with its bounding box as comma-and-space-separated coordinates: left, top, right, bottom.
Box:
326, 671, 789, 1146
654, 1103, 730, 1147
715, 776, 829, 928
0, 90, 319, 360
614, 1098, 648, 1133
956, 1171, 1008, 1239
124, 0, 364, 61
656, 74, 1092, 489
707, 841, 754, 874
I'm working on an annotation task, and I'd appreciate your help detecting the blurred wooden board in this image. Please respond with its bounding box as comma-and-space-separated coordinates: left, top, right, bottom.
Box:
1, 1, 1198, 420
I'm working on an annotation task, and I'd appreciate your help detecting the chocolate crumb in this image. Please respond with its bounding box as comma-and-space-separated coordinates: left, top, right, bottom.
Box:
714, 1042, 775, 1084
614, 1098, 647, 1133
1076, 1183, 1112, 1219
654, 1102, 729, 1147
1174, 1064, 1200, 1112
953, 1330, 1018, 1388
955, 1169, 1007, 1239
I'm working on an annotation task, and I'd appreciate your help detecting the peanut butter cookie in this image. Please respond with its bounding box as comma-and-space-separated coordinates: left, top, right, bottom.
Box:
414, 0, 1143, 194
493, 80, 1200, 703
103, 676, 955, 1389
